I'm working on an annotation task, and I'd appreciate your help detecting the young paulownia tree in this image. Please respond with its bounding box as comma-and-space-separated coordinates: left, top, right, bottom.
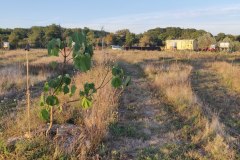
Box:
39, 32, 130, 136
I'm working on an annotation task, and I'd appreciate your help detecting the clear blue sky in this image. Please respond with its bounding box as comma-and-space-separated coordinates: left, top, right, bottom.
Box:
1, 0, 240, 35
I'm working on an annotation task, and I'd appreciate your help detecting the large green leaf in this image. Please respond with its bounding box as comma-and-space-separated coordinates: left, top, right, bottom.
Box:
72, 32, 85, 56
63, 74, 71, 85
47, 39, 60, 56
70, 85, 77, 96
56, 39, 61, 48
48, 79, 58, 89
44, 82, 49, 92
40, 109, 50, 121
40, 94, 45, 106
66, 37, 73, 48
85, 44, 94, 57
84, 83, 96, 95
112, 66, 123, 76
63, 85, 69, 95
48, 76, 62, 89
71, 31, 94, 59
51, 47, 59, 56
123, 76, 131, 87
46, 95, 59, 106
81, 97, 92, 109
111, 76, 122, 88
73, 54, 91, 72
47, 40, 54, 55
79, 91, 85, 97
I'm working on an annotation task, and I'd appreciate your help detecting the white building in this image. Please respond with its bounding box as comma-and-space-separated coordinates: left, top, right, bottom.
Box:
219, 42, 230, 51
3, 42, 10, 50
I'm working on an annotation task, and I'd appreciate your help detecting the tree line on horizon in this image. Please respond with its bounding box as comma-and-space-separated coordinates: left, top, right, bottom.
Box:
1, 24, 240, 50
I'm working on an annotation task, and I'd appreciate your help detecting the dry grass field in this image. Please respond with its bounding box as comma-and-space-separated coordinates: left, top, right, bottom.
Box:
0, 49, 240, 159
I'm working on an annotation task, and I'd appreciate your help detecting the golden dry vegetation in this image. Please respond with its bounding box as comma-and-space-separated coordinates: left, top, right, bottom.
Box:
1, 49, 240, 159
0, 50, 120, 159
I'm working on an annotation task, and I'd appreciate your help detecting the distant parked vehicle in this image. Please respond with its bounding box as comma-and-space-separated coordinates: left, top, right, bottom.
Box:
111, 45, 123, 50
208, 44, 217, 52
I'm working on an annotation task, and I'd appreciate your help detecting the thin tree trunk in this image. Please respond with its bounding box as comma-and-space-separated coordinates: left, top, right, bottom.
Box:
26, 50, 31, 138
46, 107, 53, 136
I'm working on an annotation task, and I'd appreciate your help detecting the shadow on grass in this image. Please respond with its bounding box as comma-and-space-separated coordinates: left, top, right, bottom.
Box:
191, 61, 240, 139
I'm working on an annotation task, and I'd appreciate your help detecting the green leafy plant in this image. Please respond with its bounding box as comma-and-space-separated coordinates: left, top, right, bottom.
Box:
39, 31, 131, 136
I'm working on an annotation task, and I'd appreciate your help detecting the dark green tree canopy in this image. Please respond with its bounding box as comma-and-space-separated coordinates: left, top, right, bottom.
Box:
0, 25, 239, 49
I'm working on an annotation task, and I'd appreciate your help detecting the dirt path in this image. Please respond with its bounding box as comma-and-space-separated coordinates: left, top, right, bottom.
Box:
102, 62, 183, 159
100, 59, 240, 159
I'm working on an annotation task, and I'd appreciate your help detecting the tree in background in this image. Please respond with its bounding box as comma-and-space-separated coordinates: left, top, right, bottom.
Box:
44, 24, 62, 45
139, 34, 150, 47
1, 25, 111, 49
125, 32, 135, 47
8, 28, 28, 48
198, 33, 216, 49
105, 33, 113, 47
28, 27, 45, 48
222, 37, 232, 43
87, 31, 96, 47
83, 27, 90, 34
236, 35, 240, 42
133, 34, 141, 46
114, 29, 130, 46
0, 29, 11, 47
181, 29, 206, 39
158, 33, 168, 43
8, 32, 19, 48
233, 35, 240, 51
63, 29, 73, 39
226, 34, 236, 41
232, 41, 240, 51
145, 29, 163, 46
2, 25, 240, 50
18, 38, 29, 48
147, 28, 167, 44
164, 27, 182, 40
215, 33, 226, 42
143, 27, 207, 46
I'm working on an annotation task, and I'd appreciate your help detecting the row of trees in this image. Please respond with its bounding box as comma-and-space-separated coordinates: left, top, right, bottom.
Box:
104, 28, 240, 50
197, 33, 240, 51
104, 28, 208, 47
0, 24, 107, 49
1, 24, 240, 50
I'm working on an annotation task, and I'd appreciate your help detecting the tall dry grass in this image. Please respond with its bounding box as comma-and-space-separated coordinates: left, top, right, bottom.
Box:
144, 62, 237, 159
211, 61, 240, 92
0, 49, 47, 66
75, 65, 118, 158
0, 52, 119, 159
0, 50, 64, 98
107, 49, 238, 65
0, 64, 51, 97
